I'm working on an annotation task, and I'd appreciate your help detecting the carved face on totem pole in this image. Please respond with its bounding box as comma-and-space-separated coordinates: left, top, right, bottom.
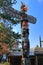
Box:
20, 2, 28, 13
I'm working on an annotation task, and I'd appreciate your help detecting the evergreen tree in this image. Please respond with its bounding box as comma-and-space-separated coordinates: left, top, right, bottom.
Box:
0, 21, 21, 50
0, 0, 21, 50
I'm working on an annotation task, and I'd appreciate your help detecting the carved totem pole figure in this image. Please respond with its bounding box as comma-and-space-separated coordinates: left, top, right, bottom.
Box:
20, 2, 36, 65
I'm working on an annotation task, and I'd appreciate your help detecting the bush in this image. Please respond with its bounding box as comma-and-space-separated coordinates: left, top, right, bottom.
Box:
4, 62, 10, 65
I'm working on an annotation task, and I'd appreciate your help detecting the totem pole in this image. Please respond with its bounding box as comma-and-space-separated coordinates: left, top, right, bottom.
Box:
20, 2, 36, 65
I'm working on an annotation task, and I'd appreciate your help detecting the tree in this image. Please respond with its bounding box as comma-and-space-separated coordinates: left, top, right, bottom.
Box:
0, 22, 21, 50
0, 0, 18, 24
0, 0, 21, 49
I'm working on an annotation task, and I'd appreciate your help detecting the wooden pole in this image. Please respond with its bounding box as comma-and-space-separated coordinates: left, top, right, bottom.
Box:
35, 55, 38, 65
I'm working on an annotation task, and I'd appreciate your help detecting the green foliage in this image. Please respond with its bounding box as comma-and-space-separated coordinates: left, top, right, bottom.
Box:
0, 0, 18, 25
0, 22, 21, 49
0, 13, 19, 25
0, 14, 11, 20
0, 0, 4, 6
4, 62, 10, 65
0, 0, 21, 49
0, 0, 12, 7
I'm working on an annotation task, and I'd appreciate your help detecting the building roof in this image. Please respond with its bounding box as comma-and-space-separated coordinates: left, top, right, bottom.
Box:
8, 47, 43, 56
35, 47, 43, 54
8, 51, 22, 56
8, 49, 35, 56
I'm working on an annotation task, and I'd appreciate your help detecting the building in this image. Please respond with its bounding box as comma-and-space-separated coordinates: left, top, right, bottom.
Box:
8, 46, 43, 65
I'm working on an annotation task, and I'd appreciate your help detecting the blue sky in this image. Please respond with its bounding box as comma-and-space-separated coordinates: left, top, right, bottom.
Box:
13, 0, 43, 48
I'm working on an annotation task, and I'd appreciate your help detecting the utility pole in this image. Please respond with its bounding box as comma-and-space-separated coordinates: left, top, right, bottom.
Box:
39, 36, 43, 48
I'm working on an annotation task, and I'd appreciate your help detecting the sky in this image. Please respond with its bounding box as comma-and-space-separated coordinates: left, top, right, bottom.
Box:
12, 0, 43, 48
